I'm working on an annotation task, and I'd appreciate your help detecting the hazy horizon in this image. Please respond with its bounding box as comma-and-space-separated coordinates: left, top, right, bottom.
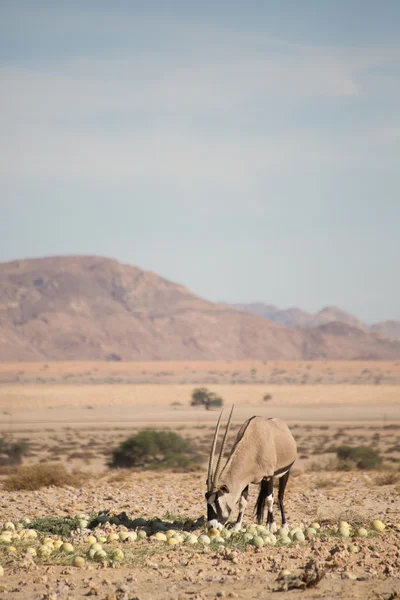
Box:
1, 1, 399, 323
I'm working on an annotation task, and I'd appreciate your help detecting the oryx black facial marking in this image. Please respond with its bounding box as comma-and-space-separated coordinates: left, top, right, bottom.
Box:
205, 489, 231, 526
205, 491, 218, 522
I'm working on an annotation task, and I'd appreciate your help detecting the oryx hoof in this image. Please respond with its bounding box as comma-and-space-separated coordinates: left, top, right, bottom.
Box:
280, 523, 289, 535
268, 522, 277, 533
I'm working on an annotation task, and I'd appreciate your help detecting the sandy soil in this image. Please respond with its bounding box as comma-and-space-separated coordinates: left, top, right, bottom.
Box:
0, 362, 399, 598
1, 382, 400, 411
1, 360, 400, 385
0, 469, 399, 600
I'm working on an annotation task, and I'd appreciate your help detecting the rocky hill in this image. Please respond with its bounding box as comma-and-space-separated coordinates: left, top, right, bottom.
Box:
228, 303, 368, 330
370, 320, 400, 342
1, 256, 400, 361
229, 302, 400, 342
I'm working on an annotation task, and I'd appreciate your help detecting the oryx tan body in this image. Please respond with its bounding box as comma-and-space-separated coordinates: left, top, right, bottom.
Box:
206, 411, 297, 532
219, 416, 296, 490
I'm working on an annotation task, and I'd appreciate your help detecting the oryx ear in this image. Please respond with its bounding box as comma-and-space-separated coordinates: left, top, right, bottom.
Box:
220, 484, 229, 494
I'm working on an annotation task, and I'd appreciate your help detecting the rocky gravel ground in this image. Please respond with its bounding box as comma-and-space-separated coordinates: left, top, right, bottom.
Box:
0, 469, 399, 599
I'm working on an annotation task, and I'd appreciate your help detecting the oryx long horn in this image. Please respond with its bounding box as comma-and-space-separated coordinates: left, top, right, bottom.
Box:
207, 409, 224, 491
213, 404, 234, 488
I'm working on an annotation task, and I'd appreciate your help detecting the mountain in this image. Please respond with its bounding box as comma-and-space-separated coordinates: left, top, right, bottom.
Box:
370, 321, 400, 342
313, 307, 368, 331
229, 303, 315, 328
228, 303, 367, 330
229, 303, 280, 320
1, 255, 400, 361
227, 302, 400, 344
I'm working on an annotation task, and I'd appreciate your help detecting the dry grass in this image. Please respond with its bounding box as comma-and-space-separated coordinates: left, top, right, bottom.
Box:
2, 463, 87, 491
308, 458, 340, 472
1, 383, 400, 412
313, 477, 337, 488
1, 360, 400, 385
105, 469, 135, 484
374, 470, 400, 486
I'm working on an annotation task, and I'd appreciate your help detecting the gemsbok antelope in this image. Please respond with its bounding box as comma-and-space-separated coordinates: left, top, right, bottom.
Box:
205, 406, 297, 532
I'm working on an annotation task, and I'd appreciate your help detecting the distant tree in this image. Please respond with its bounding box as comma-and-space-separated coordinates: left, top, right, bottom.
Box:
109, 430, 198, 470
106, 353, 122, 362
336, 445, 382, 470
0, 437, 29, 466
191, 387, 224, 411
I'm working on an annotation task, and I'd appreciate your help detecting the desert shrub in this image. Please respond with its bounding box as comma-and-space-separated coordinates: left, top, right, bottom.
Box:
313, 477, 336, 488
191, 387, 223, 410
0, 437, 29, 466
263, 393, 273, 402
374, 470, 400, 486
3, 463, 86, 491
27, 516, 82, 537
106, 353, 122, 361
309, 458, 341, 472
335, 460, 354, 472
336, 445, 382, 470
109, 429, 199, 470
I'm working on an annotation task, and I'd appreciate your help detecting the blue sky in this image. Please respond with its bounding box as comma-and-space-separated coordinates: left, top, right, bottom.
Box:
1, 1, 399, 323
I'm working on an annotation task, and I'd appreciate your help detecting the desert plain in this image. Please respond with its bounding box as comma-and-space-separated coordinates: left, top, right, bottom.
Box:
0, 360, 399, 600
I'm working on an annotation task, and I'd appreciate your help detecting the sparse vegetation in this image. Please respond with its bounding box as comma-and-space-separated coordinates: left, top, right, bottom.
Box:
190, 387, 224, 410
374, 470, 400, 486
106, 353, 122, 361
313, 477, 336, 488
0, 437, 29, 466
336, 446, 382, 470
27, 516, 83, 538
3, 463, 86, 491
1, 359, 400, 599
109, 429, 199, 470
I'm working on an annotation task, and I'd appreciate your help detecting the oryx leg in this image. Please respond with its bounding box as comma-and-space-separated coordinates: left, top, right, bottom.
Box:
265, 477, 277, 533
233, 485, 249, 531
278, 470, 290, 531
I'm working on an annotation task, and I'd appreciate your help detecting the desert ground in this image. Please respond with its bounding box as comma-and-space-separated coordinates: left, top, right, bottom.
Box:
0, 361, 399, 599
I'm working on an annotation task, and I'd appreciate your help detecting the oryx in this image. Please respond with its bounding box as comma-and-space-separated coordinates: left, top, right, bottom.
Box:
205, 407, 297, 532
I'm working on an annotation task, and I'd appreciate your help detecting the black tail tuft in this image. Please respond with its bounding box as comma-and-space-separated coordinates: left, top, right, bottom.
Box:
255, 478, 270, 524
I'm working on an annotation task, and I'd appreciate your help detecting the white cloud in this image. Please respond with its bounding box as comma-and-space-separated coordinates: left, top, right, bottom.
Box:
0, 47, 361, 126
1, 15, 400, 192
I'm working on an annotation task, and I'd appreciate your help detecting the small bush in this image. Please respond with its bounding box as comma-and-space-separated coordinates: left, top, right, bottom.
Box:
0, 437, 29, 466
336, 446, 382, 470
263, 393, 273, 402
3, 463, 86, 491
314, 477, 336, 488
309, 458, 342, 472
27, 516, 82, 538
106, 353, 122, 361
374, 470, 400, 486
191, 387, 223, 410
109, 429, 199, 470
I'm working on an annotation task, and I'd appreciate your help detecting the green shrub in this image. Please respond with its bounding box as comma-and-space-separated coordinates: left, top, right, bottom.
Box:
109, 429, 199, 470
0, 437, 29, 466
191, 387, 223, 410
27, 516, 82, 538
336, 446, 382, 470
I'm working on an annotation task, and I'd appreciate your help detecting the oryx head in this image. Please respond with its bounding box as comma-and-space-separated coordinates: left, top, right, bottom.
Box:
205, 405, 234, 528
